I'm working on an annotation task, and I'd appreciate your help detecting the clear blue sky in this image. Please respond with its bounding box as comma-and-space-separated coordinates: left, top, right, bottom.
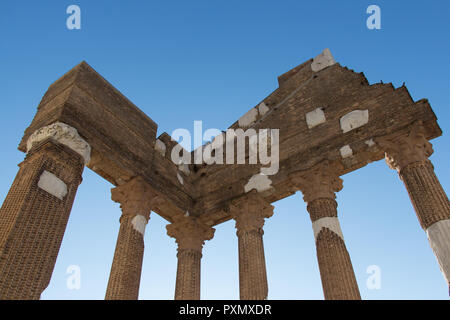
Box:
0, 1, 449, 300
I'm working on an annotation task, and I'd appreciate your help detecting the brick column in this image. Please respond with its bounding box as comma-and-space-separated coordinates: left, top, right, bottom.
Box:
291, 161, 361, 300
229, 191, 274, 300
378, 121, 450, 289
166, 217, 214, 300
0, 122, 90, 300
105, 177, 157, 300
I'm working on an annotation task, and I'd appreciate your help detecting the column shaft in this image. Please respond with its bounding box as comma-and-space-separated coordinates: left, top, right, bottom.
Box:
399, 160, 450, 229
175, 250, 202, 300
290, 161, 360, 300
379, 122, 450, 288
399, 160, 450, 286
105, 177, 155, 300
105, 214, 146, 300
230, 192, 273, 300
308, 199, 361, 300
237, 229, 268, 300
0, 140, 84, 299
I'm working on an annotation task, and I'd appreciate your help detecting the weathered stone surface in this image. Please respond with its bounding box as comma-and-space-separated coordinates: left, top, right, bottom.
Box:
340, 109, 369, 133
311, 48, 336, 72
306, 107, 326, 129
37, 170, 68, 200
27, 122, 91, 164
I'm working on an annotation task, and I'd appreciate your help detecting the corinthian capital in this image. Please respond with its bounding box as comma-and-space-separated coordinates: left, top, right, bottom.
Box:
111, 176, 159, 220
229, 191, 274, 234
26, 122, 91, 164
166, 217, 215, 252
289, 161, 343, 203
376, 121, 433, 172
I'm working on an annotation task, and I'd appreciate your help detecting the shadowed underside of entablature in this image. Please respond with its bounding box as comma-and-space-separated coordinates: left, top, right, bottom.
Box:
17, 49, 442, 227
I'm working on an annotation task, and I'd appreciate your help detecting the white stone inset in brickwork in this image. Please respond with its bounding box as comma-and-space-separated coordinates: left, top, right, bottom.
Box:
27, 122, 91, 164
426, 219, 450, 285
238, 108, 258, 128
38, 170, 68, 200
365, 139, 375, 147
311, 48, 336, 72
155, 139, 166, 157
306, 108, 326, 129
244, 173, 272, 193
340, 145, 353, 158
340, 110, 369, 133
131, 214, 148, 236
312, 217, 344, 241
177, 172, 184, 185
258, 102, 270, 116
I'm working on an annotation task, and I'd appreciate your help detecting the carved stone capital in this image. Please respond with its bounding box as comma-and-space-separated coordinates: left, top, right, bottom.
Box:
166, 217, 215, 253
26, 122, 91, 164
229, 191, 274, 235
290, 161, 343, 203
111, 176, 159, 221
377, 121, 433, 172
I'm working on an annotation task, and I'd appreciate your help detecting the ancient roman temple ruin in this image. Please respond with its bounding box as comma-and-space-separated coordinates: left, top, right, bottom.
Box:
0, 49, 448, 300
